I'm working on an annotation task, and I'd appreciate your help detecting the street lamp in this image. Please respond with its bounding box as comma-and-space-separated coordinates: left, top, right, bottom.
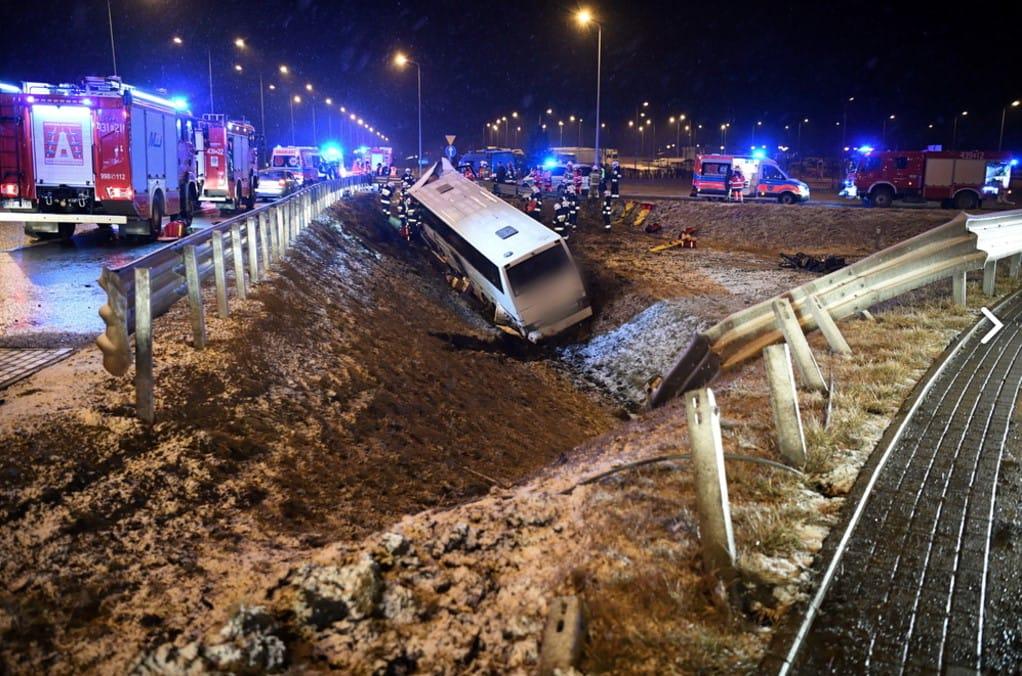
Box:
797, 118, 809, 156
558, 120, 564, 146
394, 52, 423, 176
752, 119, 762, 146
842, 96, 854, 148
952, 110, 967, 150
576, 8, 603, 164
290, 95, 300, 145
720, 123, 728, 152
881, 114, 895, 149
999, 100, 1020, 151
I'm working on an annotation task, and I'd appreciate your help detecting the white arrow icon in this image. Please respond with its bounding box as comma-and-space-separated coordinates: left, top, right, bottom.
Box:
980, 307, 1004, 344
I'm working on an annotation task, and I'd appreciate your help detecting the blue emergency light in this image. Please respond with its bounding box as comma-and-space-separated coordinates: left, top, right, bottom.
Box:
543, 157, 557, 169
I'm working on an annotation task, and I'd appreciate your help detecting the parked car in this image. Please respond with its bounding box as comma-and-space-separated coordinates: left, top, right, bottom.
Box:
254, 169, 297, 201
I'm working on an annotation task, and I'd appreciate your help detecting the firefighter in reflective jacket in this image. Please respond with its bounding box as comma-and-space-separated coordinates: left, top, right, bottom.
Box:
525, 184, 543, 221
610, 161, 621, 200
402, 168, 415, 188
602, 188, 612, 230
404, 196, 419, 241
566, 183, 579, 229
380, 182, 395, 215
553, 193, 570, 238
397, 187, 408, 231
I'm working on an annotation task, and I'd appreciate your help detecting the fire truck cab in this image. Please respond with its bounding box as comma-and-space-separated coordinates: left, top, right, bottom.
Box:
0, 77, 197, 240
851, 148, 1014, 209
692, 153, 810, 204
197, 114, 257, 211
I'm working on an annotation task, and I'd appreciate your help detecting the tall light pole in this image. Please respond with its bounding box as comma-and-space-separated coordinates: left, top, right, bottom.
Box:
842, 97, 854, 148
558, 120, 564, 146
797, 118, 808, 156
576, 9, 602, 163
394, 52, 423, 175
881, 114, 894, 148
304, 83, 317, 144
106, 0, 117, 76
999, 100, 1021, 151
752, 119, 762, 146
290, 95, 299, 145
952, 110, 967, 150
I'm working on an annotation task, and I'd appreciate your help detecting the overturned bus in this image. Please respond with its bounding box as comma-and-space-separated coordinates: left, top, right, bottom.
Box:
408, 160, 592, 342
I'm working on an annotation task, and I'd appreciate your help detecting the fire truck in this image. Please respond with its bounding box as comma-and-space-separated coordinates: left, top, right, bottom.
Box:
196, 114, 257, 211
352, 146, 393, 175
0, 76, 197, 240
850, 148, 1015, 209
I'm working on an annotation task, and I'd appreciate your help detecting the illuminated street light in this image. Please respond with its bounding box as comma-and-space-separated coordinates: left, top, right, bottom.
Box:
234, 37, 245, 49
999, 99, 1021, 150
305, 83, 313, 91
234, 64, 242, 72
268, 84, 276, 90
293, 95, 301, 103
952, 110, 968, 150
882, 114, 895, 148
172, 36, 183, 45
576, 8, 603, 161
279, 65, 289, 74
394, 51, 423, 175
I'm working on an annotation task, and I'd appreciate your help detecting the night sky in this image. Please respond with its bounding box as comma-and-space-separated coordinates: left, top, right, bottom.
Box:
1, 0, 1020, 161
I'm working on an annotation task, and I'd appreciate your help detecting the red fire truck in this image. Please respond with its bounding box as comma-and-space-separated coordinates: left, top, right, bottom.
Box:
196, 114, 258, 211
851, 148, 1015, 209
0, 77, 198, 240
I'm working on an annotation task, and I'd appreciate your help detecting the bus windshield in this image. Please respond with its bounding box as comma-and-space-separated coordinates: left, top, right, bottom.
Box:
506, 245, 571, 297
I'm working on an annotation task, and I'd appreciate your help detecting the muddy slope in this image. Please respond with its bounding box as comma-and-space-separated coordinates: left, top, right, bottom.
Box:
0, 200, 615, 673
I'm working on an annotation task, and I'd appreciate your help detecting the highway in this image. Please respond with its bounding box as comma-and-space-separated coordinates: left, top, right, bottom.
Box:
0, 212, 225, 347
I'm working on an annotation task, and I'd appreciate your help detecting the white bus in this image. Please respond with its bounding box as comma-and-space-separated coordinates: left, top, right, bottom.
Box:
409, 160, 592, 342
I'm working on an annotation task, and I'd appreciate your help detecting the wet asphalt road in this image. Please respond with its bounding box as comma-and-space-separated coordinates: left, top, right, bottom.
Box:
0, 214, 223, 347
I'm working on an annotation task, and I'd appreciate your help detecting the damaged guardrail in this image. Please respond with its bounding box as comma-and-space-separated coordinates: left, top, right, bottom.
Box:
96, 174, 373, 422
649, 208, 1022, 408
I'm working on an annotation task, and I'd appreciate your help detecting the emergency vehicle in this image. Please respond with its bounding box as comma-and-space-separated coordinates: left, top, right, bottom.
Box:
270, 145, 320, 184
196, 114, 257, 211
352, 146, 393, 175
692, 153, 810, 204
409, 159, 592, 342
850, 148, 1014, 209
0, 76, 197, 240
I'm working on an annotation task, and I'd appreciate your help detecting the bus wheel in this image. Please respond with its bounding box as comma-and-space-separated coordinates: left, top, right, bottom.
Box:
58, 223, 76, 240
778, 192, 797, 205
954, 191, 979, 210
148, 193, 164, 240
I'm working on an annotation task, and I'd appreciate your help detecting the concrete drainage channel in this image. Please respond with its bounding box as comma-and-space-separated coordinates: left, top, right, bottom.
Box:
0, 347, 73, 390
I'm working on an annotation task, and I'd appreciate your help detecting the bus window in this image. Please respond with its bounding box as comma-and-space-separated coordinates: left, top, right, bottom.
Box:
507, 245, 571, 297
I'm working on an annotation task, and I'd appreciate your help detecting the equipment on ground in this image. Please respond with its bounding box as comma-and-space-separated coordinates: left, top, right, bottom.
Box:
778, 252, 847, 274
648, 227, 698, 252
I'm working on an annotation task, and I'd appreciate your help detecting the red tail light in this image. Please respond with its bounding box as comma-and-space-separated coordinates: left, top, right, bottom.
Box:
1, 182, 18, 198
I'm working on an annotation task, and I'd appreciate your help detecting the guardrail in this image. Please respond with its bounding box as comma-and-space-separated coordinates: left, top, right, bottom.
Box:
649, 208, 1022, 407
95, 174, 373, 421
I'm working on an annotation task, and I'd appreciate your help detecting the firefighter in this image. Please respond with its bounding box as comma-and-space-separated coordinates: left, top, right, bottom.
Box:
402, 168, 415, 188
380, 181, 395, 215
729, 167, 745, 203
602, 188, 612, 230
405, 196, 419, 241
397, 187, 408, 230
525, 184, 543, 221
598, 163, 607, 196
610, 161, 621, 201
564, 184, 577, 229
552, 192, 570, 238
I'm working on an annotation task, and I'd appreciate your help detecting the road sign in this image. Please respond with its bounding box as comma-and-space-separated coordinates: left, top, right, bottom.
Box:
980, 307, 1004, 344
445, 135, 456, 145
444, 145, 457, 160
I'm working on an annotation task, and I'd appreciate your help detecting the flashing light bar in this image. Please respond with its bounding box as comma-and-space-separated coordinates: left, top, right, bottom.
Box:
126, 86, 180, 110
0, 81, 20, 93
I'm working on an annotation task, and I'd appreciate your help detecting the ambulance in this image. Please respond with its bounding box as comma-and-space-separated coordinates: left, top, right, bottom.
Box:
692, 153, 810, 204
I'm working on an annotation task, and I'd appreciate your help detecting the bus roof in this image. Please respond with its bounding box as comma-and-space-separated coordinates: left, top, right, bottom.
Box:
410, 160, 561, 267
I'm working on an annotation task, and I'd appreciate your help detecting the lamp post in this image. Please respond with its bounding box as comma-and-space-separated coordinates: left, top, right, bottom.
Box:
106, 0, 117, 76
999, 100, 1021, 151
394, 52, 423, 175
797, 118, 808, 156
558, 120, 564, 146
881, 114, 894, 149
290, 95, 299, 145
720, 123, 728, 153
752, 119, 762, 146
952, 110, 967, 150
576, 9, 602, 164
842, 97, 854, 148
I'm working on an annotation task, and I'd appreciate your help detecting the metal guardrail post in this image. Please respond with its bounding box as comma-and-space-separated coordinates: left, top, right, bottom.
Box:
763, 344, 807, 468
806, 295, 851, 355
772, 298, 828, 393
183, 245, 207, 349
953, 271, 967, 306
983, 260, 998, 295
97, 268, 132, 376
231, 222, 247, 300
685, 387, 737, 578
276, 203, 286, 257
211, 231, 229, 319
1011, 253, 1022, 279
134, 267, 154, 424
259, 211, 271, 270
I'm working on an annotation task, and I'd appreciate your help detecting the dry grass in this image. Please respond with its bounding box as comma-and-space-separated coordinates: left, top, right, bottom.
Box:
573, 274, 1017, 674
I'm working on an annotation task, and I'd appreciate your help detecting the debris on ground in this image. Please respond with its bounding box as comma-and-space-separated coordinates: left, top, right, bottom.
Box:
778, 252, 847, 274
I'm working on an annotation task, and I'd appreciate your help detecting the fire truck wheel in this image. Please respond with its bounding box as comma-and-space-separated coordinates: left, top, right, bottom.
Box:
149, 194, 164, 240
954, 191, 979, 210
58, 223, 76, 240
869, 187, 894, 208
246, 189, 256, 211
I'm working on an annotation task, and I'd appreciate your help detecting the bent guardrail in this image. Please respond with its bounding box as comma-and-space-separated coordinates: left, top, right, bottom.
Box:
648, 208, 1022, 407
95, 174, 373, 421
